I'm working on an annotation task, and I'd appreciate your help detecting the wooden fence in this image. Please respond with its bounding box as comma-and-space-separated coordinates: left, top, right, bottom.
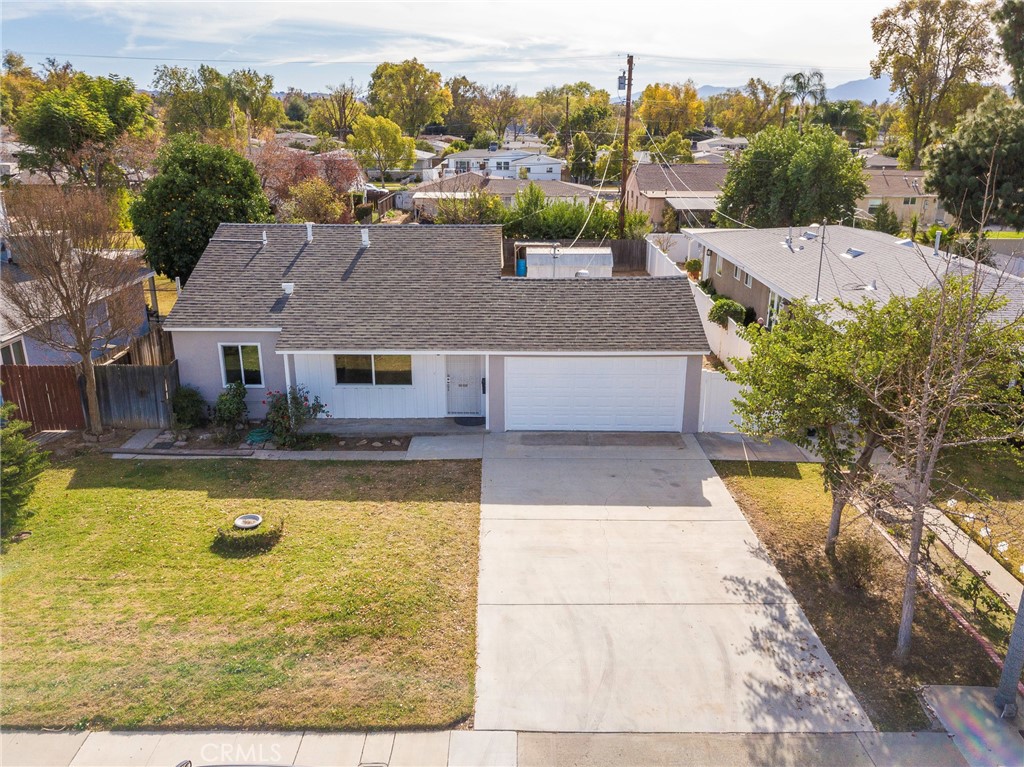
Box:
98, 326, 175, 367
502, 239, 648, 272
94, 360, 179, 430
0, 365, 87, 432
376, 193, 397, 218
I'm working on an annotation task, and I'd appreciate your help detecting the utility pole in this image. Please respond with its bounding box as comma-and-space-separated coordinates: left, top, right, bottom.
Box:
617, 54, 634, 240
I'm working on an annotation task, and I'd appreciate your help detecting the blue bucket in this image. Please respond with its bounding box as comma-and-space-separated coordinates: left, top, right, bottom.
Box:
515, 259, 527, 277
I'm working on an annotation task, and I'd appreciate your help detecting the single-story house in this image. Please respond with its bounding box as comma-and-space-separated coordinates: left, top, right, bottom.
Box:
439, 148, 566, 181
859, 151, 899, 169
407, 172, 597, 217
665, 225, 1024, 332
365, 149, 438, 181
624, 163, 729, 231
695, 136, 748, 153
0, 245, 155, 366
859, 169, 943, 226
165, 224, 709, 431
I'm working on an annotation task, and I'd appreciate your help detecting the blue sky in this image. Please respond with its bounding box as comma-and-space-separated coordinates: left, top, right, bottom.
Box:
3, 0, 912, 95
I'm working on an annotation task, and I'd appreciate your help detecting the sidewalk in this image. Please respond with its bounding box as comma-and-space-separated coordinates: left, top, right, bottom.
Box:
925, 507, 1022, 612
0, 729, 970, 767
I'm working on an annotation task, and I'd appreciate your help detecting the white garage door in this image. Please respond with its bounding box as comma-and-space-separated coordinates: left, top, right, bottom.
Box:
504, 356, 687, 431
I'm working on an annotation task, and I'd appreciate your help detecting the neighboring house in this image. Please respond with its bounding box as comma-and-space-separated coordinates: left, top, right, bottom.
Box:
273, 131, 321, 149
439, 148, 566, 181
692, 151, 727, 165
0, 248, 155, 366
624, 163, 729, 231
364, 149, 438, 181
165, 224, 709, 431
407, 172, 597, 217
860, 169, 942, 226
663, 225, 1024, 331
859, 151, 900, 170
503, 135, 548, 152
695, 136, 748, 153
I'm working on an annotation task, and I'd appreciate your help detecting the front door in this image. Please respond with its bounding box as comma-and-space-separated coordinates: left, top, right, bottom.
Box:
446, 355, 484, 416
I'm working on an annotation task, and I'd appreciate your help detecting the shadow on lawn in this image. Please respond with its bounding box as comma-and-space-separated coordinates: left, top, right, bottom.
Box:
65, 455, 481, 504
713, 460, 806, 481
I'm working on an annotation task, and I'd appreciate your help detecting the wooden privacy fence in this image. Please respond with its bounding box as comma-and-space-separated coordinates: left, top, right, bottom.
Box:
502, 239, 648, 272
97, 326, 175, 367
0, 365, 87, 432
94, 359, 179, 430
376, 193, 397, 218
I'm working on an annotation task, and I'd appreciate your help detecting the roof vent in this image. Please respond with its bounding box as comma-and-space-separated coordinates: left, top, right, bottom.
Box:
842, 247, 865, 258
305, 222, 314, 242
282, 282, 294, 295
800, 231, 818, 241
262, 230, 267, 247
361, 227, 370, 247
575, 269, 590, 278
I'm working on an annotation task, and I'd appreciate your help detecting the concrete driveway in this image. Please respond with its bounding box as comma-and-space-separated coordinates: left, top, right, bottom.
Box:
475, 432, 872, 733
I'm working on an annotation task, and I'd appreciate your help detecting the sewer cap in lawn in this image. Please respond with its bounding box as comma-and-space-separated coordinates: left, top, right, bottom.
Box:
234, 514, 263, 530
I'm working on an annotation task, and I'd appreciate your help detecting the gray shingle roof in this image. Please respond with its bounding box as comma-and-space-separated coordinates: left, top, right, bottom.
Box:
688, 226, 1024, 323
864, 169, 930, 197
632, 163, 728, 195
166, 224, 708, 353
412, 173, 596, 199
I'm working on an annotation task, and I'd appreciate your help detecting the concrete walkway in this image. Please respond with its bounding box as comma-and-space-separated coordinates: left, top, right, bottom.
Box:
922, 686, 1024, 767
925, 508, 1022, 612
696, 432, 823, 463
0, 729, 971, 767
475, 432, 870, 733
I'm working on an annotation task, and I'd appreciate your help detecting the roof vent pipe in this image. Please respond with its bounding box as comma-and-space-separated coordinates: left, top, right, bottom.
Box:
262, 230, 267, 247
361, 227, 370, 247
282, 282, 294, 295
305, 222, 313, 242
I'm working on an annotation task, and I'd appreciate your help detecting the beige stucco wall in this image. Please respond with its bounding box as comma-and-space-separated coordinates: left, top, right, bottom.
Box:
708, 253, 772, 320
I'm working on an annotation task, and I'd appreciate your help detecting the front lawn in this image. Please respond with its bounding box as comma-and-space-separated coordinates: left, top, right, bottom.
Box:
714, 461, 1001, 731
0, 454, 480, 730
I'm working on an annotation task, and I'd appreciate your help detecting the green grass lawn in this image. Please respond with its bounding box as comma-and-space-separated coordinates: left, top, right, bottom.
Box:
0, 454, 481, 730
984, 231, 1024, 239
714, 461, 1002, 731
936, 445, 1024, 582
144, 274, 178, 319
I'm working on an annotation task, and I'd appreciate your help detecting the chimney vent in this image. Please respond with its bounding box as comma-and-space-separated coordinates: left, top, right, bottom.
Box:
282, 282, 294, 295
262, 230, 267, 247
361, 227, 370, 247
305, 222, 313, 242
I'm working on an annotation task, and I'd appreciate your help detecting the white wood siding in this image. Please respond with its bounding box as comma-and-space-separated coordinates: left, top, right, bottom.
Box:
294, 353, 447, 418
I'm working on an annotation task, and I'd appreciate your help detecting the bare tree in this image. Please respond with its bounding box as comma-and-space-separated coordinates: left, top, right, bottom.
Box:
845, 231, 1024, 662
1, 187, 146, 435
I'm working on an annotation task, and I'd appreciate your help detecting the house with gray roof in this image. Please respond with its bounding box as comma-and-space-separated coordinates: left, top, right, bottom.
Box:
625, 164, 729, 231
439, 148, 566, 181
166, 224, 709, 431
406, 172, 597, 217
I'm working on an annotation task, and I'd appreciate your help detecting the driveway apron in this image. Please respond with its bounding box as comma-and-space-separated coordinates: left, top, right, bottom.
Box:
474, 432, 873, 733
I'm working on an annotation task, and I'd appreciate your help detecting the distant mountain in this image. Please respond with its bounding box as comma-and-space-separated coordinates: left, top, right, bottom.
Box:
695, 75, 895, 105
697, 84, 737, 99
827, 75, 893, 104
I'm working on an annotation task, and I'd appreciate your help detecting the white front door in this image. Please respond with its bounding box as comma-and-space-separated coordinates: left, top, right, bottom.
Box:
446, 355, 484, 416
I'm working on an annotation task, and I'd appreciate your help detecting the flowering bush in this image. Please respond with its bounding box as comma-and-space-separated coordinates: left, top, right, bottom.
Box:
263, 385, 329, 446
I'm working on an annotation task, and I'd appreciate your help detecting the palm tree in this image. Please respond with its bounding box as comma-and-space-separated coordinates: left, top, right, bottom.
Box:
780, 69, 827, 134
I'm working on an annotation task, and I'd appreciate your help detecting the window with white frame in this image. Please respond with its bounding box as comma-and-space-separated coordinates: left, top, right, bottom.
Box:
455, 160, 470, 172
1, 339, 26, 366
220, 343, 262, 387
495, 161, 510, 171
743, 271, 753, 288
335, 354, 412, 386
715, 255, 724, 276
734, 265, 741, 280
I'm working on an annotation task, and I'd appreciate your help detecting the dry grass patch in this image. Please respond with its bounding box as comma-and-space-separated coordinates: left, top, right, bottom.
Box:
714, 460, 1000, 731
1, 455, 480, 730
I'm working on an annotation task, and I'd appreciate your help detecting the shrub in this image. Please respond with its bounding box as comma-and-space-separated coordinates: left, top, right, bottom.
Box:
708, 298, 745, 327
354, 202, 374, 222
743, 306, 758, 326
212, 511, 284, 555
171, 385, 207, 428
684, 258, 702, 277
212, 381, 248, 431
0, 400, 49, 535
835, 535, 884, 591
696, 278, 716, 296
263, 385, 330, 447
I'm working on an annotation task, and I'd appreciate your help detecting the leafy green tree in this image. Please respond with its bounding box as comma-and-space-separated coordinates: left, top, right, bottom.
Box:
470, 130, 499, 150
130, 134, 271, 283
871, 202, 902, 234
1, 51, 45, 124
444, 75, 481, 137
347, 114, 415, 180
227, 68, 278, 139
0, 400, 49, 535
780, 70, 827, 134
152, 64, 232, 139
994, 0, 1024, 98
569, 132, 596, 183
283, 89, 310, 123
707, 79, 782, 138
637, 81, 705, 136
308, 81, 364, 141
280, 177, 351, 224
731, 301, 884, 558
926, 93, 1024, 230
367, 59, 452, 136
716, 125, 868, 227
649, 131, 694, 163
871, 0, 999, 168
593, 139, 628, 184
472, 84, 521, 138
15, 73, 155, 185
